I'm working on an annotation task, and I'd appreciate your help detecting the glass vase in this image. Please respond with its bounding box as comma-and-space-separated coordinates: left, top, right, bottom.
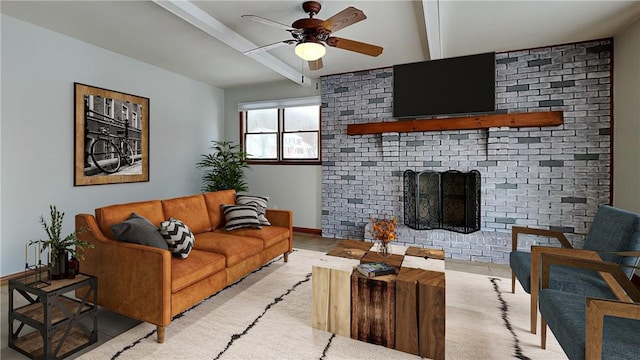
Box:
377, 241, 391, 258
50, 250, 68, 280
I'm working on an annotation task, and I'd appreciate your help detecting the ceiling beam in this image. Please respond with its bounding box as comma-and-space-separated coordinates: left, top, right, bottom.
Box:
151, 0, 309, 86
422, 0, 442, 60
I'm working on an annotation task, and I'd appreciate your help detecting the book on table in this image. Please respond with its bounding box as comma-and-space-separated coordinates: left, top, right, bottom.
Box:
356, 262, 396, 278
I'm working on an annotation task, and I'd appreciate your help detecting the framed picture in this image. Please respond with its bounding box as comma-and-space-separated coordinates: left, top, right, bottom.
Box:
74, 83, 149, 186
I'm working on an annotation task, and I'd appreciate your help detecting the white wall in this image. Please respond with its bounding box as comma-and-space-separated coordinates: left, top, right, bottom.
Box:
224, 80, 322, 229
613, 18, 640, 213
0, 15, 225, 276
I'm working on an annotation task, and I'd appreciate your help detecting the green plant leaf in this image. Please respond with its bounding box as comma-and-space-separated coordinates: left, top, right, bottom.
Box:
197, 140, 250, 192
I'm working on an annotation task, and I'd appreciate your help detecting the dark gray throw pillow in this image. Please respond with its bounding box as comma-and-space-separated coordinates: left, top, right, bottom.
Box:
111, 213, 169, 250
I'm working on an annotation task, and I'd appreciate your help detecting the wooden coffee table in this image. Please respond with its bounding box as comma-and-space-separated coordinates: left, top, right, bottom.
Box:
311, 240, 445, 360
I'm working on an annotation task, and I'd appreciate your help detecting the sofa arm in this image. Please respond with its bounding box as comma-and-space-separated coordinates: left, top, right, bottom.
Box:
75, 214, 172, 329
265, 209, 293, 253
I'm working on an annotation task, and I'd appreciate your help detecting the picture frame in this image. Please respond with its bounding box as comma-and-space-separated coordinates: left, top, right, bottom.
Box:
74, 83, 149, 186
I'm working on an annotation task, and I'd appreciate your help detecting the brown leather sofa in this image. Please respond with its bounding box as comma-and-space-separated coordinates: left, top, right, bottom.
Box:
74, 190, 292, 343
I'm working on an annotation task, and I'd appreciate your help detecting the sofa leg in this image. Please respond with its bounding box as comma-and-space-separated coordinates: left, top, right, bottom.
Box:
511, 272, 515, 294
157, 325, 165, 343
284, 252, 289, 263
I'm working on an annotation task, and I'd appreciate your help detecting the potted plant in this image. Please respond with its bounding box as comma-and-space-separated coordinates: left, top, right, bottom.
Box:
197, 140, 250, 192
32, 205, 93, 279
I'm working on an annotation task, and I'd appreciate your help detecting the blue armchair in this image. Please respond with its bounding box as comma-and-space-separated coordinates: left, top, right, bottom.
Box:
538, 252, 640, 360
509, 205, 640, 333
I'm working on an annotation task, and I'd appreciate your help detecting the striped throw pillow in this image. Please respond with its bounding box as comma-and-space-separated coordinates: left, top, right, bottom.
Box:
235, 194, 271, 226
221, 204, 263, 231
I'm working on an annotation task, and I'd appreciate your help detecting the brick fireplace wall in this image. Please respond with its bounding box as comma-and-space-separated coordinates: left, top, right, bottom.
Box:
321, 39, 612, 263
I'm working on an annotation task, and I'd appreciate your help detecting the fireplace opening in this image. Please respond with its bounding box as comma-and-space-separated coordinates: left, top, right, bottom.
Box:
403, 170, 481, 233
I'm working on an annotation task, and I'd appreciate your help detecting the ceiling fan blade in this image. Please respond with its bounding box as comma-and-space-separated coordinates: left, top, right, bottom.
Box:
241, 15, 294, 31
319, 6, 366, 33
326, 37, 383, 57
244, 40, 296, 55
308, 58, 323, 71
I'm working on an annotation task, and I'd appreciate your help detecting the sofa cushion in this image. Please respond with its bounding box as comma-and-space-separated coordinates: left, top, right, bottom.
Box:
539, 289, 640, 360
203, 190, 236, 230
96, 200, 165, 238
111, 213, 168, 250
213, 226, 289, 249
194, 232, 264, 267
236, 194, 271, 226
171, 249, 226, 293
159, 218, 195, 258
221, 204, 262, 231
161, 194, 211, 234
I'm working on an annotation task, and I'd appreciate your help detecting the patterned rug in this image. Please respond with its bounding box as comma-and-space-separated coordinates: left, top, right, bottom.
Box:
78, 249, 567, 360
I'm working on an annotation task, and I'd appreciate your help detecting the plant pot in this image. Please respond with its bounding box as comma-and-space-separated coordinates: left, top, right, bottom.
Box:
49, 250, 68, 280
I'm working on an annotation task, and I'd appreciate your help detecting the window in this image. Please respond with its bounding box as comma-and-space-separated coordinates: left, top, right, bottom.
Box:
121, 105, 129, 121
239, 97, 321, 164
105, 98, 114, 118
132, 112, 139, 129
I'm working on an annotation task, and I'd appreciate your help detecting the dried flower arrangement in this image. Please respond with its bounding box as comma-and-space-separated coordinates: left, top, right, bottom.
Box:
368, 215, 398, 245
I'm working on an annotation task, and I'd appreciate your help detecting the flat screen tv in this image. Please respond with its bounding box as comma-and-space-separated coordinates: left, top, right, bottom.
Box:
393, 52, 496, 118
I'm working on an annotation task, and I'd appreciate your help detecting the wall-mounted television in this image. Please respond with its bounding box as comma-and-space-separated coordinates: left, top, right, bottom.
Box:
393, 52, 496, 118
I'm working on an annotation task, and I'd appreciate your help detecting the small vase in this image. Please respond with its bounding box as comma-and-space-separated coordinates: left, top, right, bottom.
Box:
377, 241, 392, 258
50, 250, 68, 280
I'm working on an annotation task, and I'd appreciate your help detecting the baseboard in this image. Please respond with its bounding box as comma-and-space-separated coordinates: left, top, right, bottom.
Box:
293, 227, 322, 235
0, 267, 46, 287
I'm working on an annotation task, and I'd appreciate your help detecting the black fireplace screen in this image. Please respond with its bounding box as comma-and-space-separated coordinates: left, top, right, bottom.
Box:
403, 170, 481, 233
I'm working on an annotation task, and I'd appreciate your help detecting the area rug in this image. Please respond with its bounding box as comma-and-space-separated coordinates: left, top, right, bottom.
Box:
78, 249, 567, 360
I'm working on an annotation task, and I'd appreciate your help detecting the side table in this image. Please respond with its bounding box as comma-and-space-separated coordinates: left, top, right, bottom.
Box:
8, 273, 98, 359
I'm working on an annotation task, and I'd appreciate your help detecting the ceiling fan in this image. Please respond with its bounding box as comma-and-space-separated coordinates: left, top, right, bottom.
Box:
242, 1, 383, 70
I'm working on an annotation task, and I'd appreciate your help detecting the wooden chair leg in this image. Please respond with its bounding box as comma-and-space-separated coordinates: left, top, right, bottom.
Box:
284, 252, 289, 262
511, 272, 516, 294
540, 317, 547, 350
531, 290, 538, 334
157, 325, 165, 343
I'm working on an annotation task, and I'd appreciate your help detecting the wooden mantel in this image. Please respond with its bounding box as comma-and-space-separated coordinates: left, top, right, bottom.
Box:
346, 111, 563, 135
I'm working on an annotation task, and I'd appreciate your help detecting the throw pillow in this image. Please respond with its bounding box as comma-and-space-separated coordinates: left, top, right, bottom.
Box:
159, 218, 195, 259
110, 213, 169, 250
235, 194, 271, 226
221, 204, 262, 231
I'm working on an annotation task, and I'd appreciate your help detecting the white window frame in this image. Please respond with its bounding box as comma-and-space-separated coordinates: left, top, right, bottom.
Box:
239, 96, 321, 165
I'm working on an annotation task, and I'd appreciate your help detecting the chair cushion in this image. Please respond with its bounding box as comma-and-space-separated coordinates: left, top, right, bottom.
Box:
583, 205, 640, 277
510, 251, 534, 292
539, 289, 640, 360
510, 250, 615, 299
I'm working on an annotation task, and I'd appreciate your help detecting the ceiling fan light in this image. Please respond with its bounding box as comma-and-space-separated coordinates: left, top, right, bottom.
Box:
295, 41, 326, 61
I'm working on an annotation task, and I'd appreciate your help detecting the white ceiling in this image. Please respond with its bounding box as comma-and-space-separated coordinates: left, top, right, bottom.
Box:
2, 1, 639, 89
